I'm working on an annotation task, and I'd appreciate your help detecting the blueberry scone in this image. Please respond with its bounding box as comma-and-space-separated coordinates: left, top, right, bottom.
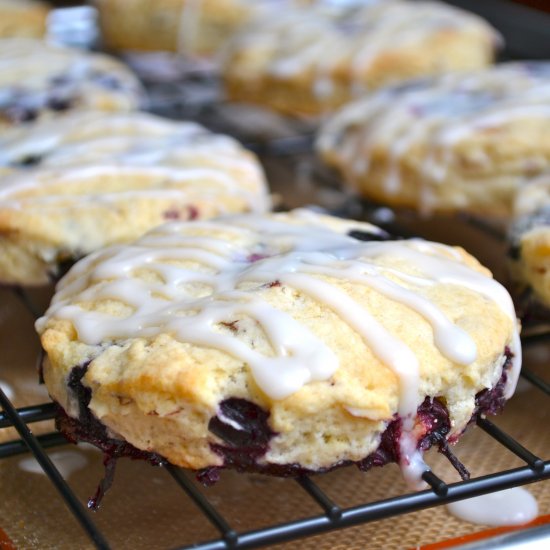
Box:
318, 62, 550, 217
0, 111, 268, 285
36, 210, 521, 490
223, 0, 499, 116
0, 0, 49, 39
509, 173, 550, 322
0, 38, 144, 128
96, 0, 255, 58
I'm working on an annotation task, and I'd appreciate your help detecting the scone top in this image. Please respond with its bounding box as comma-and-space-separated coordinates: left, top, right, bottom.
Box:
223, 0, 499, 115
0, 38, 145, 127
37, 209, 520, 412
317, 62, 550, 216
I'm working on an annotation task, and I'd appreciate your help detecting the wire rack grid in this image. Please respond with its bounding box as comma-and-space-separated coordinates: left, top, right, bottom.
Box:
1, 266, 549, 550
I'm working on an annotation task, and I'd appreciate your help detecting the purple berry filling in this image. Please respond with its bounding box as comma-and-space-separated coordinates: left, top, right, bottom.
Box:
162, 205, 199, 221
54, 349, 513, 505
61, 362, 165, 510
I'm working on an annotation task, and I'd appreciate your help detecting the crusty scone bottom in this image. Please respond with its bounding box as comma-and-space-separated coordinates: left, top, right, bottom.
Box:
52, 351, 512, 509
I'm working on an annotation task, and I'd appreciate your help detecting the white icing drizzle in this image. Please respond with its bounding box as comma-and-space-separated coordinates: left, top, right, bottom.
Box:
228, 0, 498, 102
19, 451, 88, 479
36, 211, 521, 484
318, 62, 550, 212
447, 487, 538, 526
0, 111, 269, 215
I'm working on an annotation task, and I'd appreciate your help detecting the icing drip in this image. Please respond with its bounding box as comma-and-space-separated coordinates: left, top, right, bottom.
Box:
18, 450, 88, 479
447, 487, 538, 526
36, 211, 520, 484
318, 62, 550, 212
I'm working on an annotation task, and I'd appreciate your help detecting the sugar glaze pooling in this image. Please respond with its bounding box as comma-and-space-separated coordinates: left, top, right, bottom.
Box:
447, 487, 538, 527
36, 210, 521, 485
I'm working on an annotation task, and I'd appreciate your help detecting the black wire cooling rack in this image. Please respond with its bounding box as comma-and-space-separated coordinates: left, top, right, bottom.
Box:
1, 271, 550, 550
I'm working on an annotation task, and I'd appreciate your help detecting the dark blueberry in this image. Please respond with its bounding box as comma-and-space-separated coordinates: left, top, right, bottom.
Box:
209, 398, 275, 450
508, 244, 521, 261
15, 154, 43, 167
197, 466, 221, 486
37, 348, 46, 385
358, 396, 470, 480
47, 256, 80, 284
472, 349, 511, 419
60, 363, 165, 509
54, 349, 512, 495
50, 74, 71, 86
357, 415, 401, 471
47, 95, 73, 112
348, 229, 393, 242
4, 105, 38, 123
92, 72, 123, 90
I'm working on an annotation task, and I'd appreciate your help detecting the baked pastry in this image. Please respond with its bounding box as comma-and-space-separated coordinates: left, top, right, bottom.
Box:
222, 0, 499, 116
509, 173, 550, 321
0, 38, 144, 128
36, 209, 521, 492
0, 111, 268, 285
317, 62, 550, 217
96, 0, 254, 57
0, 0, 49, 39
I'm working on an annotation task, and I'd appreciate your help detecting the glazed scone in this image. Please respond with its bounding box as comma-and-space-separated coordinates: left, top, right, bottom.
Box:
318, 62, 550, 217
0, 0, 49, 39
36, 210, 521, 487
96, 0, 254, 57
0, 111, 268, 285
0, 38, 144, 128
509, 173, 550, 321
222, 0, 499, 116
